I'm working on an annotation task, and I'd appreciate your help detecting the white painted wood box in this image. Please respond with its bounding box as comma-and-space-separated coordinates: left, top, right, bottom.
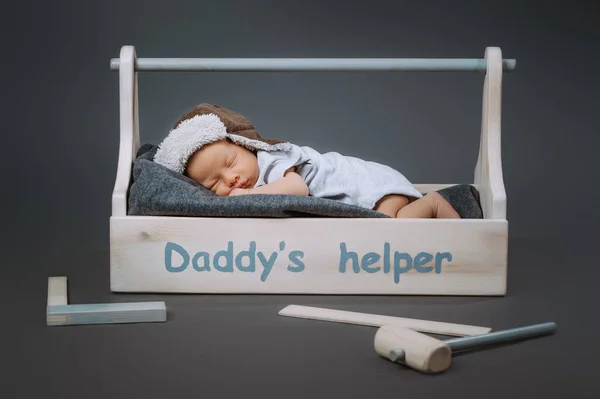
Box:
109, 46, 511, 295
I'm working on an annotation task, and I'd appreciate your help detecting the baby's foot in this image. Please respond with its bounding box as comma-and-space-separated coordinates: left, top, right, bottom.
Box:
425, 192, 461, 219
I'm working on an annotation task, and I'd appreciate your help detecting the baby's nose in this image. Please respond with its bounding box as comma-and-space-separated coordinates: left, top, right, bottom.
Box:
227, 174, 239, 186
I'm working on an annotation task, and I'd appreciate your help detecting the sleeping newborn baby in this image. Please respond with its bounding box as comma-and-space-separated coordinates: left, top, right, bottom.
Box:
153, 103, 460, 219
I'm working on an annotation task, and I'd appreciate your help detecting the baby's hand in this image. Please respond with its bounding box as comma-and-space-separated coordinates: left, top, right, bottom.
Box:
229, 188, 251, 196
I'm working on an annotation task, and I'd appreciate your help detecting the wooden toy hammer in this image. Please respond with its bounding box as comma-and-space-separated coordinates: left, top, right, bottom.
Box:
374, 322, 557, 373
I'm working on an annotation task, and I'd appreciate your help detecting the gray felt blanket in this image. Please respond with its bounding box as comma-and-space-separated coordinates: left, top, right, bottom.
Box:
127, 144, 483, 219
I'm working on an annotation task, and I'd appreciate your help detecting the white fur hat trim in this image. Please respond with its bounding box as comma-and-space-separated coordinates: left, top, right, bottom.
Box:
153, 113, 291, 174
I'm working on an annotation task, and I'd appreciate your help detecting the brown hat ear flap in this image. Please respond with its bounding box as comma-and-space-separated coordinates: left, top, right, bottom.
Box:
173, 103, 219, 129
175, 103, 288, 145
174, 103, 254, 132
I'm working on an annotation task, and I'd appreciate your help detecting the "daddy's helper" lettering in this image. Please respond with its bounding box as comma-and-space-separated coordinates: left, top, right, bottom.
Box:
163, 241, 452, 283
164, 241, 305, 282
338, 243, 451, 283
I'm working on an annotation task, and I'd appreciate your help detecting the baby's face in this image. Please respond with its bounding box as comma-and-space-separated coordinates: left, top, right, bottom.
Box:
186, 139, 259, 196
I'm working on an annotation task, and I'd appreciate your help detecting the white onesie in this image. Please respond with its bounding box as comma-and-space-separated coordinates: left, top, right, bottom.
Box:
255, 143, 423, 210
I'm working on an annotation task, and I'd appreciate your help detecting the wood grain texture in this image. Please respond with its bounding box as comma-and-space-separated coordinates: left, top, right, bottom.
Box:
374, 324, 452, 373
45, 276, 167, 326
278, 305, 491, 337
47, 276, 67, 307
108, 45, 510, 296
46, 302, 167, 326
474, 47, 507, 219
109, 57, 517, 72
110, 216, 507, 295
112, 45, 140, 217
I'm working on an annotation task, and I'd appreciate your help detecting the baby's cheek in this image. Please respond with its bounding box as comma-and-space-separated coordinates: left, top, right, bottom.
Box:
218, 187, 231, 196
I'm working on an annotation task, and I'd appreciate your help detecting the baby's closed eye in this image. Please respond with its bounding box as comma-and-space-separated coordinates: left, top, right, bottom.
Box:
228, 154, 236, 167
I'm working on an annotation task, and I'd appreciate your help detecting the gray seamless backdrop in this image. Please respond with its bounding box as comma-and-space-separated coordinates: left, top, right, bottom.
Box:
1, 0, 598, 398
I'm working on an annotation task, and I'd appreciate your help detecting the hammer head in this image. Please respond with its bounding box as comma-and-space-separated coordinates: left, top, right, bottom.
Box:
374, 324, 452, 373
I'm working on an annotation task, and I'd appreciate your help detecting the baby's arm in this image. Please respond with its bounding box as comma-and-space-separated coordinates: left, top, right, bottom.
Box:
230, 167, 308, 197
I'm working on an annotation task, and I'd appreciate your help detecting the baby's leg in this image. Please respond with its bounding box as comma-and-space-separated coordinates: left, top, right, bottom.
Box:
397, 192, 461, 218
374, 193, 460, 219
374, 195, 411, 217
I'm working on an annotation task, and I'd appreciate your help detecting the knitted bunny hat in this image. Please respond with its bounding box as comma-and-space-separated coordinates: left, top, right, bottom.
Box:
153, 103, 292, 174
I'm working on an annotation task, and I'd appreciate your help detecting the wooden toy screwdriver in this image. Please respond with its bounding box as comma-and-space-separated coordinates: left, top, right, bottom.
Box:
375, 322, 557, 373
